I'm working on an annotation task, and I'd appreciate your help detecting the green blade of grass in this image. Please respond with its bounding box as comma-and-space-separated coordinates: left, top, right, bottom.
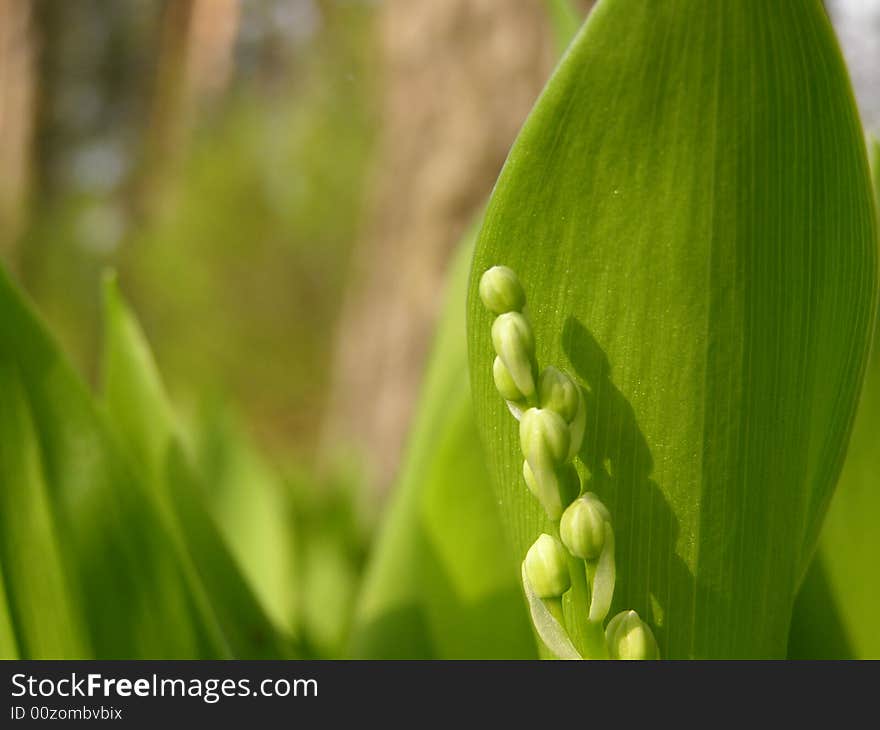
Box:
467, 0, 878, 658
0, 266, 224, 658
101, 273, 176, 488
351, 227, 537, 659
193, 400, 299, 640
101, 275, 293, 657
0, 363, 91, 658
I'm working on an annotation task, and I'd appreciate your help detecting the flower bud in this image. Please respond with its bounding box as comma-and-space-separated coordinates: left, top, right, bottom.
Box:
520, 407, 570, 466
605, 610, 660, 660
538, 366, 586, 459
479, 265, 526, 314
538, 367, 580, 423
520, 408, 572, 519
493, 356, 527, 403
523, 461, 580, 521
524, 534, 571, 599
491, 312, 537, 398
559, 493, 609, 560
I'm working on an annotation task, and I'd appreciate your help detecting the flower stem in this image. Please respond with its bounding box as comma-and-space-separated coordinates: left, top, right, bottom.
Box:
548, 522, 599, 658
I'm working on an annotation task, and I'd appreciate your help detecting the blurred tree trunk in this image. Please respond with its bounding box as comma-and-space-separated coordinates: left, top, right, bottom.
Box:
0, 0, 36, 266
323, 0, 555, 490
135, 0, 239, 216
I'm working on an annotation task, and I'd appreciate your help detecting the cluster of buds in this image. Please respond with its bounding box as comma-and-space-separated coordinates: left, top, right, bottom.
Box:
479, 265, 659, 660
479, 266, 586, 519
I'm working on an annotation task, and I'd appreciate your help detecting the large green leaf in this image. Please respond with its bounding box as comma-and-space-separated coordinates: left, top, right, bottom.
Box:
467, 0, 878, 658
351, 228, 537, 659
101, 275, 292, 657
790, 137, 880, 659
0, 266, 224, 657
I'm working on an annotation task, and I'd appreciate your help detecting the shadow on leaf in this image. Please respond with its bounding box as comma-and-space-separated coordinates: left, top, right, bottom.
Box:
562, 316, 698, 656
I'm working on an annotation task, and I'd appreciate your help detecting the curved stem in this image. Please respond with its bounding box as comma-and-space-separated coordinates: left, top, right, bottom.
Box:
577, 561, 610, 659
550, 522, 599, 658
581, 620, 610, 659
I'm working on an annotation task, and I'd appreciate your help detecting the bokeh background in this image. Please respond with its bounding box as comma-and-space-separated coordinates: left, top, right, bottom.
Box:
1, 0, 878, 488
0, 0, 878, 657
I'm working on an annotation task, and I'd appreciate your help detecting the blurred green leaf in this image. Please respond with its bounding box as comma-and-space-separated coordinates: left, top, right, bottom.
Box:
192, 400, 299, 639
101, 275, 292, 657
787, 555, 853, 659
286, 465, 372, 658
467, 0, 878, 658
790, 137, 880, 659
0, 559, 19, 658
0, 363, 91, 658
101, 273, 175, 486
0, 266, 224, 657
546, 0, 584, 57
351, 228, 537, 659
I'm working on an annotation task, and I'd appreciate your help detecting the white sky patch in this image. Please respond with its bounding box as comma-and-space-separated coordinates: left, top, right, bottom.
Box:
828, 0, 880, 132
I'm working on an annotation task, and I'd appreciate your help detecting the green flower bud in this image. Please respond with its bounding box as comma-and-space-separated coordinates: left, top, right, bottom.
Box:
559, 493, 610, 560
519, 408, 580, 521
605, 610, 660, 660
538, 367, 580, 423
493, 356, 527, 403
491, 312, 537, 398
523, 461, 580, 521
524, 534, 571, 599
520, 408, 572, 519
479, 265, 526, 314
538, 366, 586, 459
520, 407, 570, 466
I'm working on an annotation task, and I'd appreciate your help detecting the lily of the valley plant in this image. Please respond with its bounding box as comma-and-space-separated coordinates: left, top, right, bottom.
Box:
466, 0, 878, 659
480, 265, 658, 659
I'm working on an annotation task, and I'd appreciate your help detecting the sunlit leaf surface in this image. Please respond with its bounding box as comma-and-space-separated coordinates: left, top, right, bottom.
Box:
467, 0, 878, 658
